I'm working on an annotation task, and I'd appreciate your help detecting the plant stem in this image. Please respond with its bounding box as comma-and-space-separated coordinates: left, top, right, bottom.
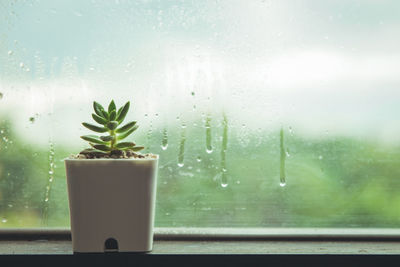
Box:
110, 130, 116, 150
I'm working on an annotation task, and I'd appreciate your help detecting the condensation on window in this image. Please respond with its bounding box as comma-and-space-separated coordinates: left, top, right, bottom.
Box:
1, 0, 400, 228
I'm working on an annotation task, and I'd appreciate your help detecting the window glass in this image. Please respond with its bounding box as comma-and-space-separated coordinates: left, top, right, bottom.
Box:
1, 0, 400, 228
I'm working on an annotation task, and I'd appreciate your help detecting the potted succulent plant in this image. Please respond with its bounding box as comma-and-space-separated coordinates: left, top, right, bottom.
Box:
65, 100, 158, 253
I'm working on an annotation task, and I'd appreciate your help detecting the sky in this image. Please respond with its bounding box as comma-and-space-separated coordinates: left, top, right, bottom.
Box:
0, 0, 400, 146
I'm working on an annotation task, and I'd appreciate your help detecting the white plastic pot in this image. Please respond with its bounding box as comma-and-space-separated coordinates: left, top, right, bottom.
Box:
64, 156, 158, 253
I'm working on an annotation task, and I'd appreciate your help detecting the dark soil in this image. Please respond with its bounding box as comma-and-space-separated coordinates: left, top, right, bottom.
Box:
73, 149, 156, 159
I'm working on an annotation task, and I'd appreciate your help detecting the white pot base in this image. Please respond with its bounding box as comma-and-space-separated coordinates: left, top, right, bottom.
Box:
65, 158, 158, 253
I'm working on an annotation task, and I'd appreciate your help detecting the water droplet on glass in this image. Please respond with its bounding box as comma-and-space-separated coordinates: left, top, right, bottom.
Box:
1, 218, 7, 223
177, 162, 184, 167
196, 156, 202, 162
191, 91, 195, 96
26, 68, 30, 72
8, 50, 13, 55
206, 148, 213, 154
29, 117, 35, 123
236, 180, 241, 185
280, 182, 286, 187
19, 62, 24, 68
220, 170, 228, 187
319, 155, 323, 160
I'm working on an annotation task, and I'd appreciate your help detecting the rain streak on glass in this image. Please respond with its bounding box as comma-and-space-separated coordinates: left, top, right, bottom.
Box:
279, 128, 286, 187
146, 118, 153, 153
205, 114, 213, 153
161, 128, 168, 150
220, 113, 229, 188
42, 141, 55, 225
177, 123, 186, 167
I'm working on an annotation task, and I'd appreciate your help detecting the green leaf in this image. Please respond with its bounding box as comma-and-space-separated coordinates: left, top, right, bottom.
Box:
114, 142, 135, 149
116, 106, 123, 118
82, 122, 108, 133
116, 101, 130, 123
117, 125, 138, 140
109, 110, 116, 121
92, 113, 107, 125
80, 148, 95, 153
116, 121, 137, 133
100, 135, 115, 142
80, 135, 107, 144
108, 100, 116, 113
107, 121, 118, 130
101, 110, 109, 120
93, 101, 105, 117
131, 146, 145, 152
90, 143, 112, 151
80, 148, 108, 155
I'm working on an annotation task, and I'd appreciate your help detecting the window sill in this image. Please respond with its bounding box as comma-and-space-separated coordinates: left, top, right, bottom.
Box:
0, 239, 400, 255
1, 228, 399, 266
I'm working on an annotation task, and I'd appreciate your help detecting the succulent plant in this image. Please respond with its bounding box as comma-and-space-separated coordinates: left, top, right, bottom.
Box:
80, 100, 144, 155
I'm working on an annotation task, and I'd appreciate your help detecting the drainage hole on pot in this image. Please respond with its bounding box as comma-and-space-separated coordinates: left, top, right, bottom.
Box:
104, 238, 119, 252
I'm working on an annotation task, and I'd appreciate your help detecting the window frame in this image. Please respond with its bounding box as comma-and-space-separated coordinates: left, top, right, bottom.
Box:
1, 227, 400, 241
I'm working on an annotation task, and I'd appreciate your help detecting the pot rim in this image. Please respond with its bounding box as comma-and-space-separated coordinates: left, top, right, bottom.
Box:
64, 154, 159, 161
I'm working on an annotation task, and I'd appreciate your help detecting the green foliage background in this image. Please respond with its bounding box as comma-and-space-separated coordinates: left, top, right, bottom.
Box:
0, 116, 399, 228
